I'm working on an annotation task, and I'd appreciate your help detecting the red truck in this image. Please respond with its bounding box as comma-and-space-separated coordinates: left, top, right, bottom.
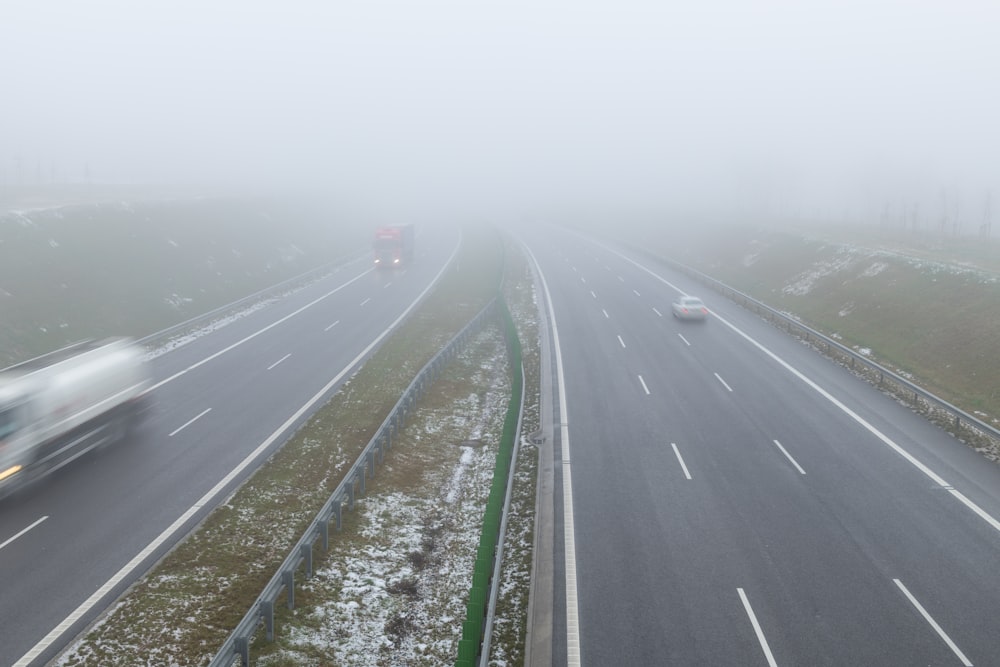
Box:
373, 224, 415, 269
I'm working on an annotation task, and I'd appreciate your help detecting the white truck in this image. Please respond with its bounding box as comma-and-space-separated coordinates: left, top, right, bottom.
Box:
0, 338, 151, 497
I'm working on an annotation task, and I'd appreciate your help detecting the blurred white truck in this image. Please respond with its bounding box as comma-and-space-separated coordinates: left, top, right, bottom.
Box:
0, 338, 151, 497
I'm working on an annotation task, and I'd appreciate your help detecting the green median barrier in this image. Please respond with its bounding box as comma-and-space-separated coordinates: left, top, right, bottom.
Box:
463, 618, 481, 642
458, 637, 478, 661
455, 290, 526, 666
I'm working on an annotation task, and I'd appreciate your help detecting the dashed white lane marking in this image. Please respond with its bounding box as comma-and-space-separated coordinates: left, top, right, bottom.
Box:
739, 588, 779, 667
168, 408, 212, 437
1, 516, 48, 552
671, 443, 692, 480
267, 353, 291, 370
772, 439, 806, 475
894, 579, 972, 666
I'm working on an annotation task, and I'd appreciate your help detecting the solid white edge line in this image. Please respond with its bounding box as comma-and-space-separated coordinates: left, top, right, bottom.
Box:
14, 239, 461, 667
603, 245, 1000, 536
671, 443, 692, 480
738, 587, 779, 667
893, 579, 973, 666
266, 353, 291, 371
0, 516, 48, 551
523, 245, 582, 667
772, 439, 807, 475
638, 375, 651, 395
948, 489, 1000, 533
714, 372, 734, 392
167, 408, 212, 437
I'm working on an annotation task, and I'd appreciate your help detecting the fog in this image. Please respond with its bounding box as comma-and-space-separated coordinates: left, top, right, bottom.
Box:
3, 0, 998, 228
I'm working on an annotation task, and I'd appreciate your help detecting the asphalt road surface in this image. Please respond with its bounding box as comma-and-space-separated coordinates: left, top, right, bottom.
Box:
0, 224, 459, 667
520, 226, 1000, 667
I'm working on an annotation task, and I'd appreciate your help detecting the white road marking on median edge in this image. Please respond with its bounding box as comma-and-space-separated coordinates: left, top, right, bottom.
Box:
714, 372, 733, 392
13, 238, 462, 667
772, 440, 806, 475
653, 307, 663, 317
738, 588, 779, 667
590, 290, 597, 299
524, 245, 582, 667
0, 516, 48, 551
638, 375, 650, 395
633, 289, 641, 297
602, 309, 609, 319
168, 408, 212, 437
267, 353, 291, 370
894, 579, 973, 666
324, 319, 340, 331
678, 333, 691, 346
671, 443, 692, 480
359, 297, 371, 306
617, 335, 626, 349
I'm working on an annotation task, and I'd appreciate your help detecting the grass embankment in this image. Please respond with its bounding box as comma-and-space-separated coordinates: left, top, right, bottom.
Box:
58, 223, 539, 666
656, 224, 1000, 426
0, 196, 369, 366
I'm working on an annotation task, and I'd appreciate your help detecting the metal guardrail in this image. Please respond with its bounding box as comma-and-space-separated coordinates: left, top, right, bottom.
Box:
137, 248, 370, 351
660, 254, 1000, 451
208, 298, 499, 667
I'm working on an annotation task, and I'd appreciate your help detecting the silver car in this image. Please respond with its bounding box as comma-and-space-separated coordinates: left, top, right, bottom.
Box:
671, 295, 708, 321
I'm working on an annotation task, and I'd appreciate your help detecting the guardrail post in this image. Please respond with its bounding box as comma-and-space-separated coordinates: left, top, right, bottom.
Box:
368, 449, 377, 476
320, 516, 329, 549
234, 636, 249, 666
283, 570, 295, 609
301, 543, 313, 578
358, 468, 366, 495
262, 600, 274, 641
333, 498, 342, 531
347, 478, 356, 510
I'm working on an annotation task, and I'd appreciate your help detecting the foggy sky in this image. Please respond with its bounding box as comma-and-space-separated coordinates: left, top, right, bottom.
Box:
3, 0, 998, 225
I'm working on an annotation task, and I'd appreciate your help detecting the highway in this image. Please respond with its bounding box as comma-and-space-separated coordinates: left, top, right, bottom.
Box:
521, 227, 1000, 666
0, 224, 459, 667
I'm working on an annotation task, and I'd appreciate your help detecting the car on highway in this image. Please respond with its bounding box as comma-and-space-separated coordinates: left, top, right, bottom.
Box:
671, 295, 708, 321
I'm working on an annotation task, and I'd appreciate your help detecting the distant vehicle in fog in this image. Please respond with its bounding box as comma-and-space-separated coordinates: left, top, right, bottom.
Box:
373, 224, 415, 268
672, 295, 708, 321
0, 338, 151, 498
